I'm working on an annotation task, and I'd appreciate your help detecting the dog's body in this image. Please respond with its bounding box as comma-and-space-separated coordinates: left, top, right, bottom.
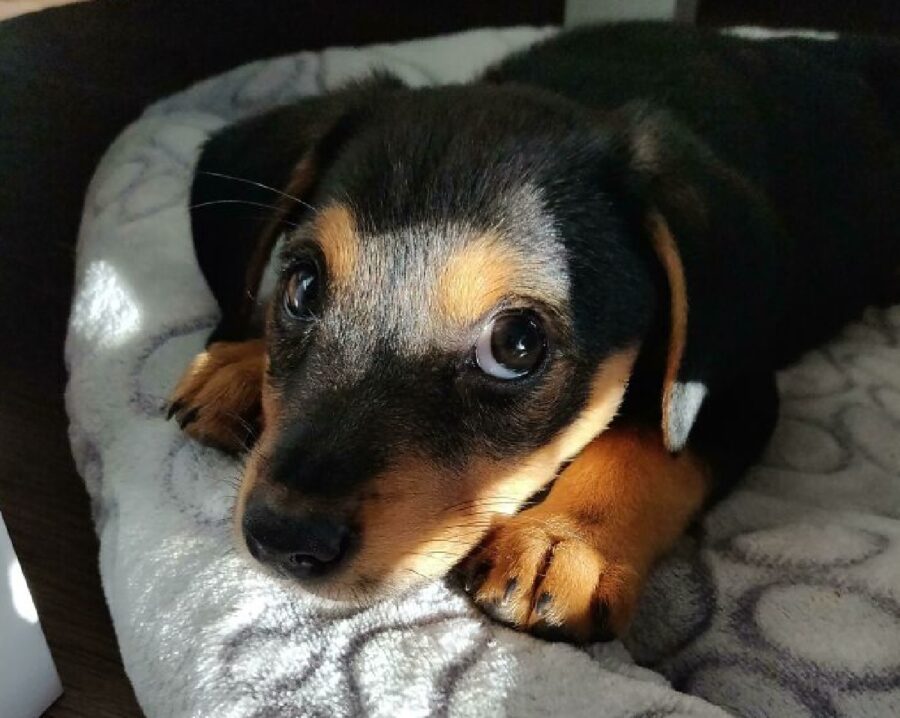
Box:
170, 24, 900, 642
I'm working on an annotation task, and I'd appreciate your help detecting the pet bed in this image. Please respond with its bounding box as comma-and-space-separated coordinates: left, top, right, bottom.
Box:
66, 26, 900, 717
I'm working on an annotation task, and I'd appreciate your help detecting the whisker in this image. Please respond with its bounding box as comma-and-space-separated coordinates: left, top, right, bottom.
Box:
440, 496, 539, 514
190, 198, 292, 214
218, 475, 242, 490
430, 528, 492, 540
237, 212, 303, 231
397, 549, 460, 561
214, 418, 256, 455
438, 494, 539, 515
222, 410, 259, 442
403, 567, 431, 582
187, 201, 310, 238
198, 170, 320, 214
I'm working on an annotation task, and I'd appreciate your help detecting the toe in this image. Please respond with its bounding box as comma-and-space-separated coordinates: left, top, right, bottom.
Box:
470, 522, 551, 627
592, 562, 641, 639
166, 400, 183, 420
177, 406, 200, 429
527, 538, 603, 641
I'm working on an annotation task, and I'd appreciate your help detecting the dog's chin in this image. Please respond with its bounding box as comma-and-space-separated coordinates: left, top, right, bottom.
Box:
295, 561, 460, 606
294, 577, 416, 606
238, 547, 459, 606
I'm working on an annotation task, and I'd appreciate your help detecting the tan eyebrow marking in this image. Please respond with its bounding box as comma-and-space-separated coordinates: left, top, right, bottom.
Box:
435, 232, 530, 325
314, 204, 359, 287
435, 229, 569, 330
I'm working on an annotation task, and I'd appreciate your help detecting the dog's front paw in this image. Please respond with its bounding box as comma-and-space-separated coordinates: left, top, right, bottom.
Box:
168, 340, 265, 453
462, 509, 642, 643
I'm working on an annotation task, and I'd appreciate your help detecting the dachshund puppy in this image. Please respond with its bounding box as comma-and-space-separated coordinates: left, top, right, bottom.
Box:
169, 24, 900, 642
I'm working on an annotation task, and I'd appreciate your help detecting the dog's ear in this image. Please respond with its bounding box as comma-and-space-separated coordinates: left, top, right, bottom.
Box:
617, 106, 782, 452
190, 74, 403, 342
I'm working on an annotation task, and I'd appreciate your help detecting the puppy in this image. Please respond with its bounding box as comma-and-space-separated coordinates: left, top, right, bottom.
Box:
169, 24, 900, 642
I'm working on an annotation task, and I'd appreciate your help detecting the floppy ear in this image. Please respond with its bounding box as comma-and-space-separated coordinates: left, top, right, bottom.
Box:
190, 75, 403, 342
619, 107, 783, 452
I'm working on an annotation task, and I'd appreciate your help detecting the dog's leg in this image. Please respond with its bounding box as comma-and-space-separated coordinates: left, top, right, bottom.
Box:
464, 424, 709, 642
168, 339, 266, 454
168, 108, 320, 451
465, 372, 779, 642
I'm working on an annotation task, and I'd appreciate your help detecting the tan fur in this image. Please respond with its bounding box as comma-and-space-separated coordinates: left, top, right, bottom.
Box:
468, 424, 710, 641
436, 233, 523, 325
649, 212, 690, 451
314, 204, 359, 288
434, 232, 566, 329
233, 355, 283, 522
169, 340, 266, 453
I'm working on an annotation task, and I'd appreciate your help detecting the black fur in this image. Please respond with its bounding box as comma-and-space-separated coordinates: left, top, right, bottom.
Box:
488, 24, 900, 361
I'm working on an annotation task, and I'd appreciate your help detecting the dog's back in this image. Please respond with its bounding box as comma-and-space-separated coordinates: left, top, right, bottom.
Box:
486, 24, 900, 365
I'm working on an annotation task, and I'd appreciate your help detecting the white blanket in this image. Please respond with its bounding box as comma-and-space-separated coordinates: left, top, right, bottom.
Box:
66, 27, 900, 718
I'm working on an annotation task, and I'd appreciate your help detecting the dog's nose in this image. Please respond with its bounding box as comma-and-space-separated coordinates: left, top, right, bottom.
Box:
242, 502, 353, 580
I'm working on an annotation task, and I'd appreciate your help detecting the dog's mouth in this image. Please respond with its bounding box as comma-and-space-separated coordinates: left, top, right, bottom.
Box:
234, 480, 525, 605
231, 437, 566, 604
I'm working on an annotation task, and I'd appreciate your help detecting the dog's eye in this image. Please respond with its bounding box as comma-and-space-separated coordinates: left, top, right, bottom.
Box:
282, 262, 319, 319
475, 311, 547, 380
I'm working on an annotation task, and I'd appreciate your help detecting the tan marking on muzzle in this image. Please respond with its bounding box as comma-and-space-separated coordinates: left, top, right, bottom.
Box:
233, 359, 283, 545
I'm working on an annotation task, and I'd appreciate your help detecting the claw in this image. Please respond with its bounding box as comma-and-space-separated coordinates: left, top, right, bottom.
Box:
593, 601, 615, 643
166, 400, 183, 420
178, 406, 200, 429
463, 561, 491, 595
503, 578, 518, 603
534, 591, 552, 616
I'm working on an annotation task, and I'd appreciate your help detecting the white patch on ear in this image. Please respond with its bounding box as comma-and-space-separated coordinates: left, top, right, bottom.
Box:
664, 380, 708, 452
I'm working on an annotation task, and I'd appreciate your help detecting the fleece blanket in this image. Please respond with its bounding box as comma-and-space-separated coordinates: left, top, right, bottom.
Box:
66, 26, 900, 718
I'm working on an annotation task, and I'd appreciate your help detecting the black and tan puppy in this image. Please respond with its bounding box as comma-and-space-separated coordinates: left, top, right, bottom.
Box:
169, 24, 900, 642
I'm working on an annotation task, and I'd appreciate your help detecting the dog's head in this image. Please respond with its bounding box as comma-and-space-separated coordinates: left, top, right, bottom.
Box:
195, 76, 776, 601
